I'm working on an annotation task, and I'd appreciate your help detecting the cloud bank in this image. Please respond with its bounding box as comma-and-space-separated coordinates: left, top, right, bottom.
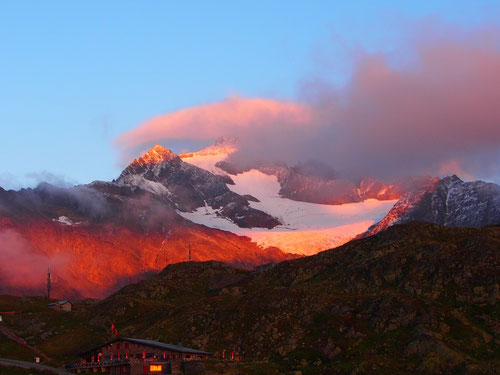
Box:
117, 25, 500, 181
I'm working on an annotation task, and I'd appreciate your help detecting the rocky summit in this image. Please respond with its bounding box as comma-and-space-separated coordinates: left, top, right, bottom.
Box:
112, 145, 280, 229
364, 175, 500, 236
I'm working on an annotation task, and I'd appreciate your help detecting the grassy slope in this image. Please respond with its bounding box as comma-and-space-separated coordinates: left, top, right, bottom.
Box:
0, 296, 106, 366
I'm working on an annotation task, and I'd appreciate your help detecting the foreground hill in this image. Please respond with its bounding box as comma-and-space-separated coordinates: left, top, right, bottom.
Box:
83, 222, 499, 374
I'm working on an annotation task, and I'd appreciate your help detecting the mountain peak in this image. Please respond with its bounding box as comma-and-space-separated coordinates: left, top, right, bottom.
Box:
137, 144, 179, 165
441, 174, 463, 185
118, 144, 181, 180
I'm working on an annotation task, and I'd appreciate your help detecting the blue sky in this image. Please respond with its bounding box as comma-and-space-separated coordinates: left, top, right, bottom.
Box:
1, 1, 499, 189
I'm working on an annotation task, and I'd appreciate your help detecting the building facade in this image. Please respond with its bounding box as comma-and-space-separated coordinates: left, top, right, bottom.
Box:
71, 338, 211, 375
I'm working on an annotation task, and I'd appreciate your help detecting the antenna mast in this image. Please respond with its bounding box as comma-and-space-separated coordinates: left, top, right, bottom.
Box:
47, 268, 51, 299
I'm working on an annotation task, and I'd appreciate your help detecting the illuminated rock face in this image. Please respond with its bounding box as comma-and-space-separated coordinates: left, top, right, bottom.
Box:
0, 147, 291, 299
0, 212, 290, 299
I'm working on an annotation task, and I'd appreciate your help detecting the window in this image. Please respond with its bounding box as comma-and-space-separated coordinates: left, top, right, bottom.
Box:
117, 343, 121, 350
150, 365, 162, 372
125, 343, 129, 349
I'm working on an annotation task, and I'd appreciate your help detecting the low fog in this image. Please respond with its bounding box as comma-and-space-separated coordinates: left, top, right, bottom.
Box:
0, 229, 72, 295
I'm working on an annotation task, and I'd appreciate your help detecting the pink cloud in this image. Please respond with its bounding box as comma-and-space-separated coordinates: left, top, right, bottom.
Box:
117, 96, 313, 149
116, 25, 500, 181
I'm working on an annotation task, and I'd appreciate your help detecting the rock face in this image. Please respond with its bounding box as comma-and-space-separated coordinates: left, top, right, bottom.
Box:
364, 175, 500, 236
86, 222, 500, 374
0, 146, 293, 298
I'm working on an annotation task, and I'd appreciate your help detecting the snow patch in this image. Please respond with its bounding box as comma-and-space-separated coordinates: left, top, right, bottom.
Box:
180, 142, 235, 176
54, 216, 73, 226
119, 175, 171, 196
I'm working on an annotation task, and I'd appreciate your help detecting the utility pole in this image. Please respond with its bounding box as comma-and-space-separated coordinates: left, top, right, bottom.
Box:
47, 268, 51, 300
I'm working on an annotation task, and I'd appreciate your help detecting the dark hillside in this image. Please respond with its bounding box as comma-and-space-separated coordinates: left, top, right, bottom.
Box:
83, 222, 499, 374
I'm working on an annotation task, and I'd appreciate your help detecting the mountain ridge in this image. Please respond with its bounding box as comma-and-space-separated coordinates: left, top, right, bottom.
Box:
364, 175, 500, 237
0, 145, 295, 298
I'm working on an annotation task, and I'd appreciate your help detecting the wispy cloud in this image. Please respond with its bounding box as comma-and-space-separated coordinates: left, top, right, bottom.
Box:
0, 171, 78, 191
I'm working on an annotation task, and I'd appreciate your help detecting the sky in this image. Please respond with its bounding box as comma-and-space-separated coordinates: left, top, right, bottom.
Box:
1, 1, 500, 189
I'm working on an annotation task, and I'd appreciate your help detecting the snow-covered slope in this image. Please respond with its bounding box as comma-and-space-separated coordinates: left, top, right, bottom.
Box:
177, 139, 397, 254
179, 169, 396, 255
180, 137, 237, 177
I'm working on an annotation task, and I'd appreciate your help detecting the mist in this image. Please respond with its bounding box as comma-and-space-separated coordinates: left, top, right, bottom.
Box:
0, 229, 72, 296
0, 171, 78, 191
117, 25, 500, 182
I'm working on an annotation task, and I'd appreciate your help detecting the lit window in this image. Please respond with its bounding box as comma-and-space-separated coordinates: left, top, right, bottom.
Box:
150, 365, 162, 372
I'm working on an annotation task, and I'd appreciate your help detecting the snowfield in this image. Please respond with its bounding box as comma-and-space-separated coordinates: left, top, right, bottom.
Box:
179, 169, 396, 255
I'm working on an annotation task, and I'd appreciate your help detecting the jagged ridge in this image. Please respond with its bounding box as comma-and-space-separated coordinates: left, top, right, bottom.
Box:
364, 175, 500, 236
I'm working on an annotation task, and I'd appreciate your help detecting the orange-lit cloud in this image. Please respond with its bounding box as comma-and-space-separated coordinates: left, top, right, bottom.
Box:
439, 160, 474, 180
117, 97, 313, 148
